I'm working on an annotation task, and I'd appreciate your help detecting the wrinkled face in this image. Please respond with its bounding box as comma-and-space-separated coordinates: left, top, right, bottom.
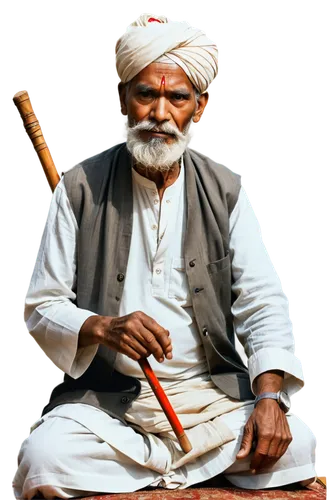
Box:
118, 62, 208, 169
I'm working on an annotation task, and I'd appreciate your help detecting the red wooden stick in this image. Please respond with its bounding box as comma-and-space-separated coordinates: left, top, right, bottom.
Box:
139, 359, 192, 452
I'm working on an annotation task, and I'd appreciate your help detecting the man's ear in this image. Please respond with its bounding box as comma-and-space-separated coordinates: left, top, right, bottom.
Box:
192, 92, 209, 123
118, 82, 128, 116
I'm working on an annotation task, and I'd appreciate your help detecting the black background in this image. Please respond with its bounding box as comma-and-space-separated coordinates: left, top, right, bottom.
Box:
2, 9, 326, 471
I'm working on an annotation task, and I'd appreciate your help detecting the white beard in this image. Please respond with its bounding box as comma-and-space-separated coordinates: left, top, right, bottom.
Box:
126, 120, 191, 171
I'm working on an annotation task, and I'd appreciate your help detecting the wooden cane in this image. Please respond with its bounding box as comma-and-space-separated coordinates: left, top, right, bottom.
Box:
13, 90, 192, 454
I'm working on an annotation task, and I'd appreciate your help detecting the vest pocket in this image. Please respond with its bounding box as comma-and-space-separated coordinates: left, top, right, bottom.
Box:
168, 257, 191, 303
207, 253, 231, 275
206, 254, 232, 318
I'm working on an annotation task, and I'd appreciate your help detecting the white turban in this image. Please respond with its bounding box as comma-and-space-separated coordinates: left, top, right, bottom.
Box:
116, 14, 218, 94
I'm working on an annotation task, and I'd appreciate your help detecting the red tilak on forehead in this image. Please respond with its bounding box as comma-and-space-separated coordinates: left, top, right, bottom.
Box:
161, 76, 166, 86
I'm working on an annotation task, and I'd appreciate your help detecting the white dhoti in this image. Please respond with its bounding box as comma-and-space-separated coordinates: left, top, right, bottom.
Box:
13, 376, 316, 499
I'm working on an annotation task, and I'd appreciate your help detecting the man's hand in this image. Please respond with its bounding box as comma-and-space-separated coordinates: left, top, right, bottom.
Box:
236, 398, 293, 473
79, 312, 173, 363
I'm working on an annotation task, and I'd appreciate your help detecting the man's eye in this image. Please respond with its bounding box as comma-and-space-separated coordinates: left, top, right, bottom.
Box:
173, 94, 185, 101
139, 91, 153, 99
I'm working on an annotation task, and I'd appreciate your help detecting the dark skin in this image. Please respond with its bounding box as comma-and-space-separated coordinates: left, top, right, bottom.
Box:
119, 62, 209, 199
237, 370, 293, 472
79, 63, 208, 363
78, 62, 293, 474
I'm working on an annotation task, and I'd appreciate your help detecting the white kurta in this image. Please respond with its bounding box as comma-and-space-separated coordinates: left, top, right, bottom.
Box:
13, 159, 315, 499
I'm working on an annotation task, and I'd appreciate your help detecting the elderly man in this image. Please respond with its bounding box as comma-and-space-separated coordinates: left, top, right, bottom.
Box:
13, 14, 316, 500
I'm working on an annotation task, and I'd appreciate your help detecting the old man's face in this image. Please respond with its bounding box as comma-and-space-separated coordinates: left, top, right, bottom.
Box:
119, 62, 208, 169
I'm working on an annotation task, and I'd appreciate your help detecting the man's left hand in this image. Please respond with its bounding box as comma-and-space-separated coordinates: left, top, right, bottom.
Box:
236, 398, 293, 473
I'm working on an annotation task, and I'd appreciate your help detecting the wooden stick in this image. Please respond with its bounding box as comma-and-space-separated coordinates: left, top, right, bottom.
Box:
13, 91, 60, 190
13, 90, 192, 454
139, 359, 192, 453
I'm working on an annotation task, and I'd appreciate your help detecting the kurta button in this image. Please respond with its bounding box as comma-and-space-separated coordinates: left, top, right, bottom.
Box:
117, 273, 125, 282
189, 260, 196, 267
121, 396, 130, 404
202, 327, 208, 336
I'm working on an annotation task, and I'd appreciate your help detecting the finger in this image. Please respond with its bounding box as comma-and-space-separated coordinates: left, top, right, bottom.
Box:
135, 324, 166, 362
252, 426, 286, 472
250, 435, 271, 471
250, 451, 266, 473
257, 425, 282, 471
151, 329, 172, 354
263, 427, 283, 467
162, 338, 173, 359
273, 414, 290, 460
140, 312, 168, 335
154, 327, 172, 356
141, 315, 173, 358
122, 334, 150, 358
256, 455, 280, 472
277, 416, 293, 459
117, 342, 142, 361
236, 419, 255, 460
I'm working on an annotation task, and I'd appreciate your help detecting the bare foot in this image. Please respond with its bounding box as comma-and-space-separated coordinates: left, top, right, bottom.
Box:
299, 477, 321, 490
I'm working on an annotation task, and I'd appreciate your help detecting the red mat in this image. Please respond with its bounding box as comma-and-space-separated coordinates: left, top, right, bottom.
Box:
79, 484, 326, 500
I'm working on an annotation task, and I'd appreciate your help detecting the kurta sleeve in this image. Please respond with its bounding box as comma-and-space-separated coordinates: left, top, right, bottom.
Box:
229, 187, 304, 396
25, 177, 98, 378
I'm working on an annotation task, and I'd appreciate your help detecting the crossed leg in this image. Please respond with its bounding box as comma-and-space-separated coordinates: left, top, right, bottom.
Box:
13, 403, 316, 499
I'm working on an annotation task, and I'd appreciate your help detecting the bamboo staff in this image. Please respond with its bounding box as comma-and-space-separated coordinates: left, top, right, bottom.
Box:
13, 90, 192, 454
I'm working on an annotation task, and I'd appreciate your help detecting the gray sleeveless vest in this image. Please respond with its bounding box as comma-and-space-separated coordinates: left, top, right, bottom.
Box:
42, 143, 254, 422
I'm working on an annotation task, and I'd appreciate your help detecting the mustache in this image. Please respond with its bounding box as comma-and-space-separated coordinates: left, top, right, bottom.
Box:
128, 120, 187, 141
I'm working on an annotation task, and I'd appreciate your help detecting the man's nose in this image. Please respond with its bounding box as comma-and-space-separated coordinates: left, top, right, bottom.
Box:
149, 97, 170, 123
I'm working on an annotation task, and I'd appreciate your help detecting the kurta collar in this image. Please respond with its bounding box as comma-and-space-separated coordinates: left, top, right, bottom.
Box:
131, 157, 184, 198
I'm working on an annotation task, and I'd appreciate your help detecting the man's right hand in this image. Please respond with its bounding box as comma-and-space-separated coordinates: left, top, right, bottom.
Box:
78, 311, 172, 363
